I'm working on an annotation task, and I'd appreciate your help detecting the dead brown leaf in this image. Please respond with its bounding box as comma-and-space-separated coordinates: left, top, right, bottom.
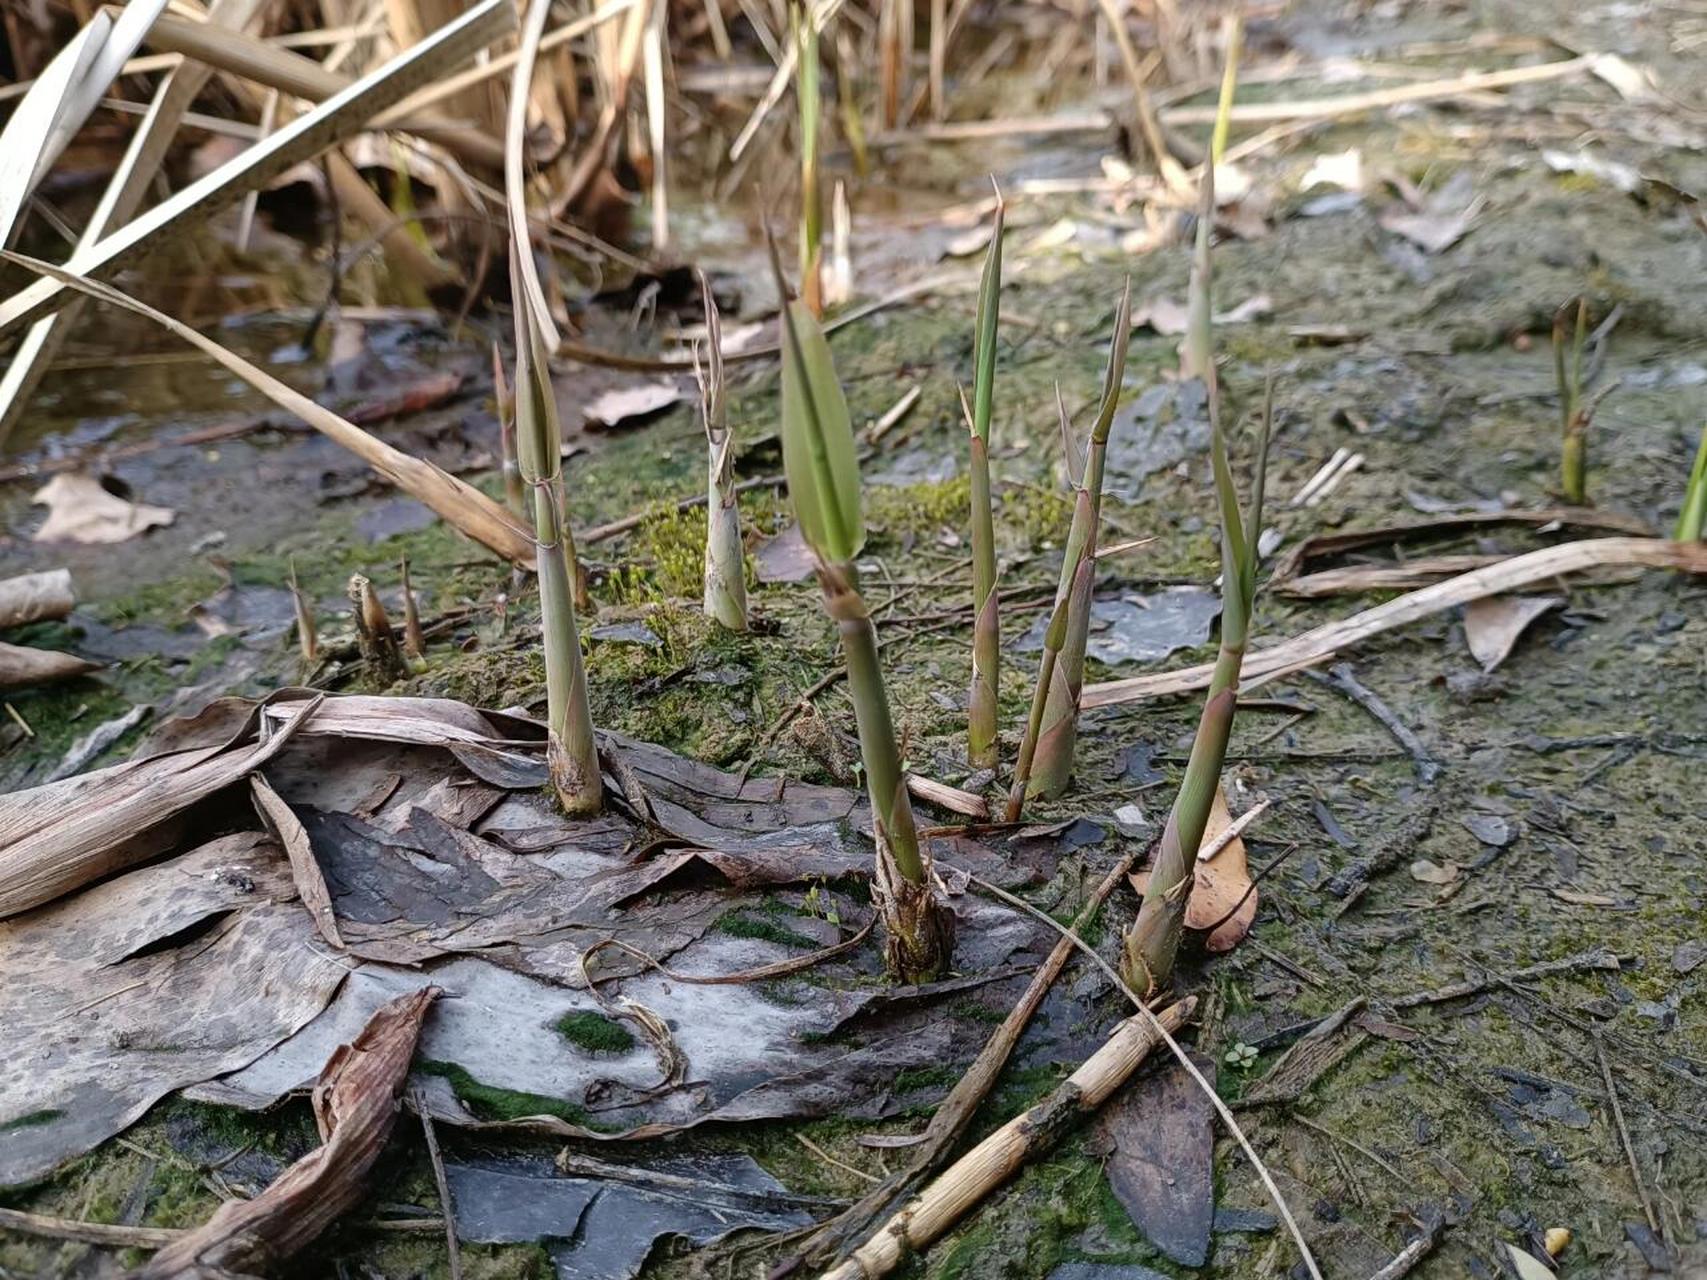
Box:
133, 987, 439, 1279
1408, 858, 1459, 885
1463, 594, 1562, 672
1131, 789, 1256, 953
31, 473, 174, 543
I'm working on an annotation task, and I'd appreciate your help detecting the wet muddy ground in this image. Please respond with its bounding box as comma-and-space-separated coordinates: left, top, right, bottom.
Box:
3, 0, 1707, 1277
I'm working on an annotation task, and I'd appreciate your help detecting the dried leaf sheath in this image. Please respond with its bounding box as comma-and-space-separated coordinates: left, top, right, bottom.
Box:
1027, 286, 1132, 799
133, 988, 439, 1278
966, 196, 1004, 770
698, 275, 748, 630
512, 252, 601, 816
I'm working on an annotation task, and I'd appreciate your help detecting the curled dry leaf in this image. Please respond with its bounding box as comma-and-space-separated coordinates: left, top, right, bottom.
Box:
1132, 787, 1255, 953
133, 987, 440, 1279
0, 568, 75, 627
0, 640, 100, 690
1463, 594, 1562, 672
1409, 858, 1459, 886
31, 473, 174, 543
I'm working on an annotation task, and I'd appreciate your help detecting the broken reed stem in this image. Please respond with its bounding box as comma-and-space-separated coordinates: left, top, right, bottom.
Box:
697, 274, 749, 631
1027, 286, 1132, 799
966, 193, 1004, 771
347, 573, 406, 683
399, 557, 426, 668
511, 251, 601, 816
797, 12, 824, 317
816, 1000, 1193, 1280
288, 558, 317, 665
819, 559, 952, 983
1556, 296, 1589, 505
1678, 424, 1707, 541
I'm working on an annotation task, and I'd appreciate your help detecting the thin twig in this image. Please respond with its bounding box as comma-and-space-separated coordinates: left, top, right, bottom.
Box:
411, 1087, 462, 1280
1593, 1027, 1660, 1233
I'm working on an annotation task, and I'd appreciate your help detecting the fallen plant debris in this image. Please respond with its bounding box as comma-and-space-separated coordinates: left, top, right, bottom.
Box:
133, 986, 440, 1278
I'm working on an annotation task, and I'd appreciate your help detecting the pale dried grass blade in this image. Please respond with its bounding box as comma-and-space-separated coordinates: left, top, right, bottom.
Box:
1084, 537, 1707, 707
0, 0, 515, 340
2, 253, 532, 565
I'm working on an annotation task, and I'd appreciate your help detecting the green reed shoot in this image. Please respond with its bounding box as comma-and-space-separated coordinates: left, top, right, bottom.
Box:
512, 248, 601, 816
1023, 285, 1132, 801
796, 10, 824, 316
1555, 297, 1590, 504
1123, 378, 1271, 995
966, 191, 1004, 771
1678, 424, 1707, 541
697, 273, 749, 630
770, 235, 952, 982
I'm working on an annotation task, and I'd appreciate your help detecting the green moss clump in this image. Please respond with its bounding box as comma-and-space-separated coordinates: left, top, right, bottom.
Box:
0, 1108, 63, 1132
715, 910, 822, 951
866, 475, 971, 540
418, 1061, 605, 1129
554, 1010, 636, 1054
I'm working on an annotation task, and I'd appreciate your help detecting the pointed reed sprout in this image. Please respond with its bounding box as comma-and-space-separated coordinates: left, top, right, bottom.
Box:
1678, 424, 1707, 542
288, 558, 317, 666
770, 237, 952, 982
1024, 287, 1132, 801
348, 572, 406, 683
697, 273, 749, 631
399, 555, 427, 669
512, 249, 602, 816
1123, 378, 1272, 996
1555, 297, 1589, 505
966, 193, 1004, 771
796, 11, 824, 317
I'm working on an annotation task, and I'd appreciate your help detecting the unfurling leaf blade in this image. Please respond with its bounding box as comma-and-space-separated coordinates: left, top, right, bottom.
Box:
779, 297, 863, 563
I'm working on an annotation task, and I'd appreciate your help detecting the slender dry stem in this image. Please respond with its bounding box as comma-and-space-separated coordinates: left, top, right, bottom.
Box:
697, 273, 748, 630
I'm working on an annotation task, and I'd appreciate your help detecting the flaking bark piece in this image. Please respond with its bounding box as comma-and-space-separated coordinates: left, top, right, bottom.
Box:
133, 987, 440, 1279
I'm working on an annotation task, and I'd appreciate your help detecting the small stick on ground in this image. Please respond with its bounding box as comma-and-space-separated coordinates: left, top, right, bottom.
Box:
798, 845, 1145, 1266
411, 1086, 462, 1280
959, 871, 1323, 1280
1593, 1027, 1660, 1234
817, 1000, 1194, 1280
1389, 947, 1623, 1009
1308, 663, 1439, 784
1367, 1218, 1443, 1280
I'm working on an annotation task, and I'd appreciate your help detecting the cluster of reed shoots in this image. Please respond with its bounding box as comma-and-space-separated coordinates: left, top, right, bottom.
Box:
697, 272, 749, 631
770, 236, 952, 983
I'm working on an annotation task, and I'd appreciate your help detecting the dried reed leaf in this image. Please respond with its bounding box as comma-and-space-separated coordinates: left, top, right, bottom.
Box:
31, 472, 174, 543
0, 641, 101, 690
1463, 594, 1562, 672
0, 568, 74, 628
3, 255, 532, 566
0, 695, 322, 919
1085, 538, 1707, 707
0, 0, 274, 445
0, 0, 513, 339
134, 987, 439, 1278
